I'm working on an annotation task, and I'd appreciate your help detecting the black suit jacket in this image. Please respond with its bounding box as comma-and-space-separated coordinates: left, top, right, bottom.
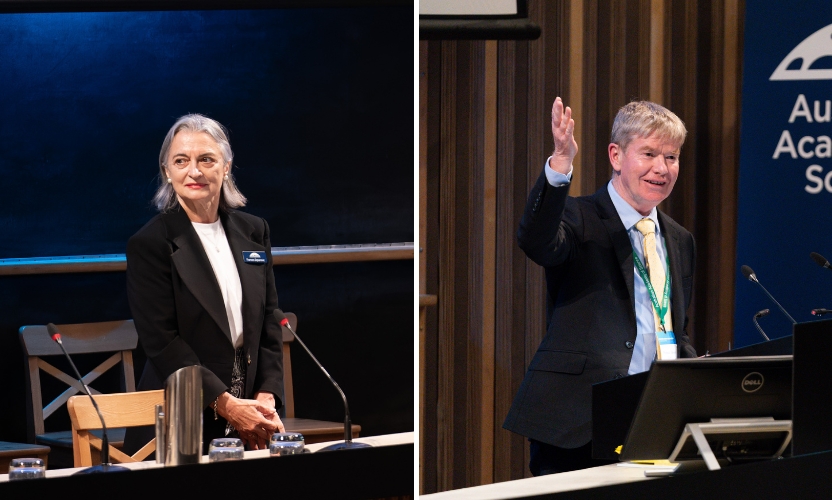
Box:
123, 206, 283, 451
503, 171, 696, 449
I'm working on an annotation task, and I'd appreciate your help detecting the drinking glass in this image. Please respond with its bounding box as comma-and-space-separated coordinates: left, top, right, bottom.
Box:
269, 432, 305, 456
8, 458, 45, 480
208, 438, 245, 462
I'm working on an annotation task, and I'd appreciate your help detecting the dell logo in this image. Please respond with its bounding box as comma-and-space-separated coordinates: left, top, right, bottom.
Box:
742, 372, 765, 393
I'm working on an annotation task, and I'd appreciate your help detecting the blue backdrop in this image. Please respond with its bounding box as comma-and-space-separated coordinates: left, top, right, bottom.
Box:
736, 1, 832, 347
0, 8, 413, 257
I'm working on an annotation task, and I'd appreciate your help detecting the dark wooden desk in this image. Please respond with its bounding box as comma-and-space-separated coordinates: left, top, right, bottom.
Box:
0, 438, 413, 499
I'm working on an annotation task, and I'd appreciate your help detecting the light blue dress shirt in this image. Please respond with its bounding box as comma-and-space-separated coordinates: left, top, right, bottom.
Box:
544, 159, 669, 375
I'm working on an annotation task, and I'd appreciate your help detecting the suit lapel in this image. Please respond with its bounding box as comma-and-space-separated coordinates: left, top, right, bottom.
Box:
658, 212, 685, 335
594, 187, 637, 320
164, 208, 233, 345
220, 211, 267, 354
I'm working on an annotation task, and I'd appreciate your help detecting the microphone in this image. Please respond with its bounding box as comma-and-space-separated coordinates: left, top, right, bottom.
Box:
810, 252, 832, 270
752, 309, 771, 342
273, 309, 370, 451
740, 265, 797, 325
47, 323, 129, 474
812, 308, 832, 316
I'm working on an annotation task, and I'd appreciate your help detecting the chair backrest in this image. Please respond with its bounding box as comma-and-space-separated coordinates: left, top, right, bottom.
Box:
19, 320, 139, 442
67, 389, 164, 467
280, 312, 298, 418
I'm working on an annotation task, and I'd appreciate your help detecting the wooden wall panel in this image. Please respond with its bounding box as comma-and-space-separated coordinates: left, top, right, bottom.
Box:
420, 0, 745, 494
580, 0, 602, 194
422, 39, 441, 495
493, 38, 532, 484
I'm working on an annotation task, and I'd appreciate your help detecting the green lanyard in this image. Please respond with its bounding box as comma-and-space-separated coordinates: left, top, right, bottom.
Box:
632, 250, 671, 332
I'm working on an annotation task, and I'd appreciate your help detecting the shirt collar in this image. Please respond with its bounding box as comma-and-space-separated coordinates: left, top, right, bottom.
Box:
607, 181, 659, 233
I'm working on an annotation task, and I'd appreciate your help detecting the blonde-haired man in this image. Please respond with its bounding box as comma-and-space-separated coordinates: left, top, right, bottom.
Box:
503, 98, 697, 475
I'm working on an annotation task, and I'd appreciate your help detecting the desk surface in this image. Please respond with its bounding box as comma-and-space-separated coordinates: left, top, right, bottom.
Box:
0, 432, 412, 481
422, 463, 653, 499
423, 451, 832, 499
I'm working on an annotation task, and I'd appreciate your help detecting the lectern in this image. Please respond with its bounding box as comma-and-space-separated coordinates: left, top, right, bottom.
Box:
792, 319, 832, 455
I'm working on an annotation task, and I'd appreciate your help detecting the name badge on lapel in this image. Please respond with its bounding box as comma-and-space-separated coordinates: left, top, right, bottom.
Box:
242, 251, 267, 265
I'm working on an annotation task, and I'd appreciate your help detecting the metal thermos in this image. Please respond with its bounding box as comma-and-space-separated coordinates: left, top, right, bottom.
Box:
156, 365, 203, 465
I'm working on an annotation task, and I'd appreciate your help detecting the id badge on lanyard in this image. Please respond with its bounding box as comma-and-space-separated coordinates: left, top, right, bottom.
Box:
633, 250, 677, 360
657, 330, 677, 360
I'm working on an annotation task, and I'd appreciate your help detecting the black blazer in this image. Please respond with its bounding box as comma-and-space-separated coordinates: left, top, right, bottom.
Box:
503, 171, 696, 449
123, 206, 284, 451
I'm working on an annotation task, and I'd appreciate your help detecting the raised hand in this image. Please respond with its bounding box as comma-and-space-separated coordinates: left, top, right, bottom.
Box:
549, 96, 578, 174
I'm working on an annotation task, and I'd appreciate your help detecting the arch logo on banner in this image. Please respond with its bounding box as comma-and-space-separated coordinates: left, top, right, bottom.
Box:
770, 23, 832, 81
735, 3, 832, 349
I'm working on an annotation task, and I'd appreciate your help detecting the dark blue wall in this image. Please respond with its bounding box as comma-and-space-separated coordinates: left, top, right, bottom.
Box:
735, 2, 832, 347
0, 6, 413, 445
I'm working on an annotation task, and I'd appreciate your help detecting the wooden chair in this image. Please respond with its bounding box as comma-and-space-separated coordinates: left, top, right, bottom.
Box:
281, 312, 361, 444
67, 390, 164, 467
19, 320, 138, 466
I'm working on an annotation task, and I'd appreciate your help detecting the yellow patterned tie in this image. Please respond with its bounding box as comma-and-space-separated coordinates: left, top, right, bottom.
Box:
634, 218, 673, 359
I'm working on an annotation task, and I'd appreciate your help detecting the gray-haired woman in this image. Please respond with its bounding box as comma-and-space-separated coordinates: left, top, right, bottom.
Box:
123, 114, 285, 455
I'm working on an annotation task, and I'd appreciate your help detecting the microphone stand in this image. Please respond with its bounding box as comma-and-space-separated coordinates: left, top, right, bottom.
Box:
753, 309, 771, 341
741, 265, 797, 324
49, 324, 129, 474
274, 310, 370, 451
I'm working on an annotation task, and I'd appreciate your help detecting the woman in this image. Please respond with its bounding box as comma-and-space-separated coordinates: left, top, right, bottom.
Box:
123, 114, 285, 454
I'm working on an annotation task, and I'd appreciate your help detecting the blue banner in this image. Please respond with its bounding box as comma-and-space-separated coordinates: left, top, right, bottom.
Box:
736, 2, 832, 347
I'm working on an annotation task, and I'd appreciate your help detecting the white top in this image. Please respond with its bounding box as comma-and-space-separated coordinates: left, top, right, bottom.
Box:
191, 219, 244, 348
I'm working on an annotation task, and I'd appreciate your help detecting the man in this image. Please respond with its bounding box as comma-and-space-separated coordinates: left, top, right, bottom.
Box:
503, 97, 698, 475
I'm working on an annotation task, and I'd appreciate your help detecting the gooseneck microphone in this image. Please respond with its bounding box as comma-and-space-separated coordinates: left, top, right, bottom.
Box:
807, 255, 832, 318
810, 252, 832, 270
752, 309, 771, 342
47, 323, 129, 474
273, 309, 370, 451
741, 265, 797, 325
